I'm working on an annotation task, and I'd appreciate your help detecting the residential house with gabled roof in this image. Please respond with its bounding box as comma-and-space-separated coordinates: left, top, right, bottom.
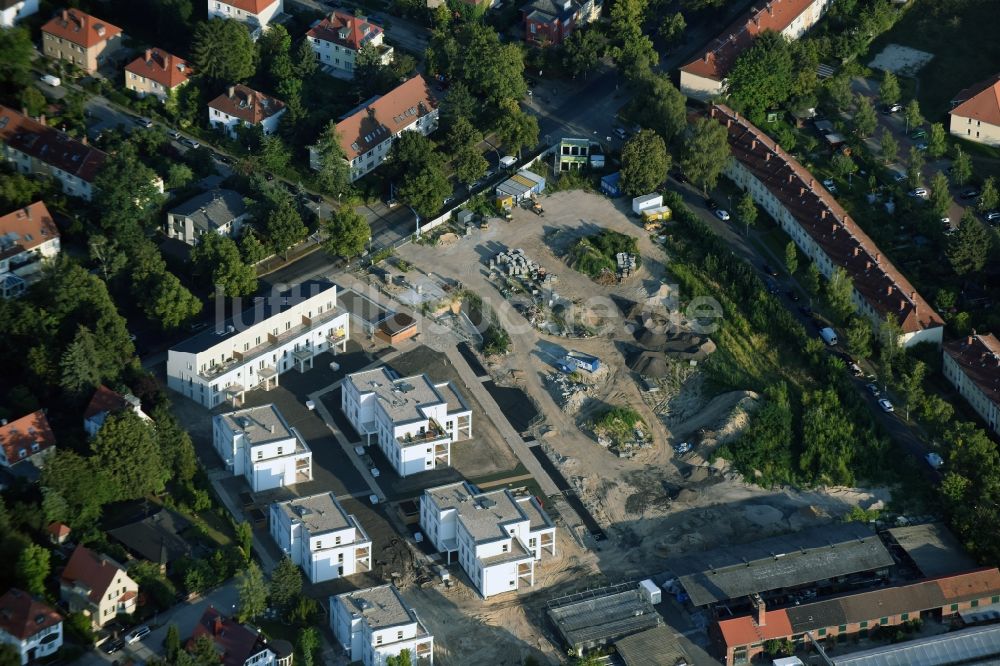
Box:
708, 104, 944, 347
208, 0, 283, 34
0, 0, 38, 28
0, 106, 107, 201
420, 481, 556, 598
944, 333, 1000, 436
0, 201, 59, 298
714, 568, 1000, 665
0, 410, 56, 478
330, 584, 434, 665
59, 546, 138, 628
949, 74, 1000, 148
309, 74, 437, 182
208, 85, 286, 139
522, 0, 601, 47
0, 589, 63, 665
679, 0, 833, 101
83, 385, 152, 438
307, 11, 393, 79
189, 607, 277, 666
165, 188, 249, 245
125, 49, 192, 101
41, 8, 123, 74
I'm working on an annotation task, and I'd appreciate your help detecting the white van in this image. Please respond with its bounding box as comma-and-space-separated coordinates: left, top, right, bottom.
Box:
819, 327, 838, 346
40, 74, 61, 87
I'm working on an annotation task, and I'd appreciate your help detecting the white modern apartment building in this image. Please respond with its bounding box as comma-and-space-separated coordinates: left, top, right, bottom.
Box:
306, 11, 393, 79
331, 584, 433, 666
0, 589, 63, 665
679, 0, 833, 101
342, 367, 471, 478
213, 404, 312, 492
207, 0, 283, 32
420, 482, 557, 599
310, 75, 437, 183
167, 280, 349, 409
944, 334, 1000, 437
709, 104, 944, 347
270, 492, 372, 583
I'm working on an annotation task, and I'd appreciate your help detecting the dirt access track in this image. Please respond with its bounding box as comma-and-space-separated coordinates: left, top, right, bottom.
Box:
398, 191, 889, 581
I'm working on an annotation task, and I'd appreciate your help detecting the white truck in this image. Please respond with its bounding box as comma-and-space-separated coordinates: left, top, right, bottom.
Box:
819, 327, 838, 346
632, 193, 663, 216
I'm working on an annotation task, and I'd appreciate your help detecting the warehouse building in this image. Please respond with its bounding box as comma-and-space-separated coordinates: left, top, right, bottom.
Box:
548, 581, 662, 656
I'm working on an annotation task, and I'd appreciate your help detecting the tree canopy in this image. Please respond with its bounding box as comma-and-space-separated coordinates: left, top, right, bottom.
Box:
620, 129, 669, 195
191, 19, 256, 84
91, 411, 168, 500
191, 234, 258, 297
727, 31, 794, 121
947, 211, 991, 276
323, 208, 371, 259
680, 118, 730, 193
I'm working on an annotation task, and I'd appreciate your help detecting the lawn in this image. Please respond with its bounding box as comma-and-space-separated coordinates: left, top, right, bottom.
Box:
867, 0, 1000, 122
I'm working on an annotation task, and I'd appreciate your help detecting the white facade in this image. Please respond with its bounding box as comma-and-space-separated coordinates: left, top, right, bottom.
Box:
341, 368, 471, 478
207, 0, 282, 30
0, 591, 62, 666
209, 104, 285, 140
167, 281, 349, 409
331, 585, 433, 666
943, 336, 1000, 437
0, 0, 38, 27
0, 623, 62, 666
420, 482, 557, 599
307, 15, 393, 80
950, 112, 1000, 147
0, 143, 97, 201
213, 404, 312, 492
270, 493, 372, 583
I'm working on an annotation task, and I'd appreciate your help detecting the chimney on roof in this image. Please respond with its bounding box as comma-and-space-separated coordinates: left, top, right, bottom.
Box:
910, 291, 915, 300
875, 252, 880, 263
81, 135, 87, 145
968, 335, 975, 345
704, 52, 710, 63
768, 2, 773, 14
751, 139, 757, 150
212, 616, 224, 636
228, 86, 236, 99
39, 114, 45, 126
865, 260, 872, 271
61, 9, 68, 21
752, 593, 766, 626
853, 247, 859, 257
765, 152, 771, 162
726, 118, 732, 128
831, 222, 836, 233
810, 178, 815, 189
887, 285, 893, 296
821, 209, 827, 220
800, 187, 806, 197
788, 173, 794, 184
900, 299, 906, 311
145, 49, 152, 63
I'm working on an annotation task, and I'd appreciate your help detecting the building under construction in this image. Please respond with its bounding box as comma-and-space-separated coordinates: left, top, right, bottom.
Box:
547, 581, 662, 656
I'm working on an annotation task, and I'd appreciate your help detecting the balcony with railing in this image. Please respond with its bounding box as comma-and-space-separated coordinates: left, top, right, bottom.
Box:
397, 421, 449, 448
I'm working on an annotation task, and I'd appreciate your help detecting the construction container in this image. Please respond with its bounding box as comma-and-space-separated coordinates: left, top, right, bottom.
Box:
632, 193, 663, 216
639, 579, 661, 605
641, 205, 671, 222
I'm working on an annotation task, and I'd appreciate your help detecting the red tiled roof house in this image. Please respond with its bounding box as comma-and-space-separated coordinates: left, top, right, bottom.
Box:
944, 333, 1000, 436
310, 74, 437, 183
0, 201, 60, 298
306, 11, 393, 80
0, 410, 56, 472
0, 589, 63, 664
60, 546, 138, 629
83, 385, 152, 438
0, 106, 108, 202
708, 104, 944, 347
208, 85, 286, 139
188, 607, 276, 666
41, 8, 123, 74
207, 0, 283, 32
949, 75, 1000, 148
125, 49, 192, 102
679, 0, 833, 101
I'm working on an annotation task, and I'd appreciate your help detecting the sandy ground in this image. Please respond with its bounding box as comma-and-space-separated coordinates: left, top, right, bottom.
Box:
868, 43, 934, 75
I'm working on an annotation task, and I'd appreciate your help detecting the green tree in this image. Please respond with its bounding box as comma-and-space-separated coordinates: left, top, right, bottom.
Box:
92, 411, 168, 500
613, 33, 659, 82
950, 146, 973, 186
823, 75, 853, 114
727, 31, 794, 120
877, 315, 903, 380
313, 123, 352, 198
240, 229, 269, 265
164, 624, 182, 663
60, 326, 103, 396
826, 266, 854, 322
927, 122, 947, 159
853, 95, 877, 137
263, 199, 307, 259
630, 73, 687, 143
15, 544, 50, 596
447, 116, 480, 153
493, 100, 538, 158
880, 131, 898, 164
799, 388, 856, 485
398, 162, 452, 220
0, 27, 33, 88
295, 38, 317, 78
166, 163, 194, 189
297, 627, 320, 666
907, 145, 924, 189
562, 28, 607, 79
191, 18, 256, 83
899, 360, 926, 419
237, 561, 267, 623
20, 87, 46, 117
440, 82, 476, 129
269, 556, 303, 612
235, 521, 253, 561
979, 176, 998, 212
904, 98, 924, 132
947, 211, 992, 275
93, 143, 164, 235
845, 316, 872, 359
461, 26, 527, 105
40, 451, 114, 528
386, 650, 412, 666
354, 42, 387, 96
929, 172, 952, 218
784, 240, 798, 274
258, 135, 291, 174
152, 406, 198, 484
324, 208, 371, 259
736, 192, 758, 236
0, 170, 42, 210
831, 152, 857, 180
454, 143, 489, 187
146, 270, 203, 329
620, 129, 669, 196
879, 71, 900, 105
191, 234, 258, 297
658, 11, 686, 44
680, 118, 730, 194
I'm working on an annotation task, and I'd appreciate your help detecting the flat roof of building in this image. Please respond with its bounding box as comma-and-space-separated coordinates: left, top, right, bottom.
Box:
336, 287, 391, 326
615, 626, 692, 666
516, 496, 553, 531
426, 482, 533, 543
548, 583, 661, 649
333, 584, 415, 629
172, 280, 337, 354
218, 404, 294, 446
276, 492, 350, 534
347, 367, 450, 424
886, 522, 977, 578
831, 623, 1000, 665
665, 523, 893, 606
432, 381, 469, 415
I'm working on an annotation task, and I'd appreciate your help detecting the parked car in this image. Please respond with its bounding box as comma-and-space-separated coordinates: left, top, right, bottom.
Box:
614, 127, 627, 139
866, 382, 880, 396
762, 263, 779, 277
822, 177, 837, 193
881, 103, 903, 114
714, 209, 730, 221
40, 74, 61, 87
786, 289, 800, 302
670, 170, 688, 184
125, 625, 150, 644
961, 188, 981, 199
103, 639, 125, 655
940, 217, 951, 226
926, 452, 944, 469
985, 211, 1000, 223
915, 141, 928, 151
909, 187, 928, 199
181, 138, 200, 149
910, 129, 927, 140
134, 117, 153, 128
354, 445, 365, 455
892, 172, 907, 183
370, 467, 380, 478
878, 398, 894, 413
673, 442, 692, 455
849, 362, 864, 377
169, 130, 182, 140
705, 198, 719, 210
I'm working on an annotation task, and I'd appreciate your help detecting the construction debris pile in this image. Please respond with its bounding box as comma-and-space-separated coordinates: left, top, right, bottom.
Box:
545, 371, 593, 414
489, 247, 558, 287
616, 252, 637, 281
